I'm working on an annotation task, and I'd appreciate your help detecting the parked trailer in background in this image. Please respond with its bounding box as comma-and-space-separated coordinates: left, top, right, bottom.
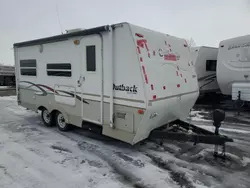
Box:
191, 46, 220, 98
217, 35, 250, 104
14, 22, 199, 145
0, 65, 15, 86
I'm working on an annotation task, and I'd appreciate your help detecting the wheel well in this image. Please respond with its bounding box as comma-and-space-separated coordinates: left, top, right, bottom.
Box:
50, 109, 59, 117
37, 106, 46, 111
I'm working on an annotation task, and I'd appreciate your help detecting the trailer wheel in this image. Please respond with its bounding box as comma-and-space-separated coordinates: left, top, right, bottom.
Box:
41, 108, 54, 127
55, 112, 71, 131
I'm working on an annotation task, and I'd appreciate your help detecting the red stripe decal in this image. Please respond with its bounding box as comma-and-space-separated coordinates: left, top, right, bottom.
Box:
177, 84, 180, 88
37, 84, 58, 94
140, 57, 143, 62
163, 86, 166, 90
137, 46, 141, 54
151, 84, 154, 90
142, 65, 148, 84
148, 53, 151, 58
142, 65, 146, 74
137, 39, 147, 48
135, 33, 144, 38
176, 71, 179, 76
144, 74, 148, 84
164, 54, 177, 61
153, 95, 157, 100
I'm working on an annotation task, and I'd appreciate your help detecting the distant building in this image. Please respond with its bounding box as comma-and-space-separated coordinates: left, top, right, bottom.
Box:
0, 64, 15, 86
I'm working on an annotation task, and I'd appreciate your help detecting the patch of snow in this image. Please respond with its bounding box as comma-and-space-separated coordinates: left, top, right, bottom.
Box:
190, 110, 210, 115
0, 86, 9, 89
0, 95, 16, 100
190, 117, 212, 122
242, 157, 250, 167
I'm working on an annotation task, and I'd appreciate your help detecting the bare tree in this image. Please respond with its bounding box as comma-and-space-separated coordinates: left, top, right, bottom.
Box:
186, 37, 196, 47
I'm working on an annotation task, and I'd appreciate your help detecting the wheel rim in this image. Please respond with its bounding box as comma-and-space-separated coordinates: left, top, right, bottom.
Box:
57, 113, 66, 128
43, 110, 51, 124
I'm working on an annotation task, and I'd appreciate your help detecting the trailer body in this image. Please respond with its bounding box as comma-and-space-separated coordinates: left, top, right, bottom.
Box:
14, 23, 199, 144
191, 46, 220, 96
217, 35, 250, 102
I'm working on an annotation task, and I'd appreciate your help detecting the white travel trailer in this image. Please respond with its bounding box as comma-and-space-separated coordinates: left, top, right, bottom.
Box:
191, 46, 220, 96
14, 22, 199, 145
217, 35, 250, 103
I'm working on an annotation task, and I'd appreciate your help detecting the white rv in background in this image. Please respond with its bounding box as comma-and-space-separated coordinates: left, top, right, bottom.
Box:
217, 35, 250, 103
14, 22, 199, 145
191, 46, 220, 96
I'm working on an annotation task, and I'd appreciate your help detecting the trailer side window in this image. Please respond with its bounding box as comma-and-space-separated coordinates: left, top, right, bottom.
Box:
20, 59, 37, 76
206, 60, 217, 71
86, 45, 96, 72
47, 63, 71, 77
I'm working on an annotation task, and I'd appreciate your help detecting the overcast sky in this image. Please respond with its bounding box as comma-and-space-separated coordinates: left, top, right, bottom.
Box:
1, 0, 250, 65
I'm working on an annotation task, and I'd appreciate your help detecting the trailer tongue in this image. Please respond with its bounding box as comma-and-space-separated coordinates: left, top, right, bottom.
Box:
149, 109, 233, 159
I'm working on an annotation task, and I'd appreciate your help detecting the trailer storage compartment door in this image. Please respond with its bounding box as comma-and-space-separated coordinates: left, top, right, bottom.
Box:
232, 82, 250, 102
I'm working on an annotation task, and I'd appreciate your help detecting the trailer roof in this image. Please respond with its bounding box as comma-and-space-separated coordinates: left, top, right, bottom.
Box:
13, 25, 110, 48
192, 46, 218, 50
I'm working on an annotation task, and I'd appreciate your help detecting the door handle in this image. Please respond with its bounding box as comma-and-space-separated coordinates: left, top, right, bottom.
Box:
77, 76, 85, 87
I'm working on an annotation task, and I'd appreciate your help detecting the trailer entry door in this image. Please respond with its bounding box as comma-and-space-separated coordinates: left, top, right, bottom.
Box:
80, 35, 103, 124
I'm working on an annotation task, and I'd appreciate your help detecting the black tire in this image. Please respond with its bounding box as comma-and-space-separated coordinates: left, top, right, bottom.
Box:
41, 108, 54, 127
55, 111, 71, 131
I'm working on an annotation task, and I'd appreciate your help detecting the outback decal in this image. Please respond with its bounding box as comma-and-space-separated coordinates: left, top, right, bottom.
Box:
19, 81, 89, 104
228, 42, 250, 50
113, 84, 138, 94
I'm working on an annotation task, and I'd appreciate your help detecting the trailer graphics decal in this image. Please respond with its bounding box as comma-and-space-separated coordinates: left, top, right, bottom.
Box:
198, 73, 217, 90
19, 81, 89, 104
228, 42, 250, 50
158, 44, 180, 61
113, 84, 138, 94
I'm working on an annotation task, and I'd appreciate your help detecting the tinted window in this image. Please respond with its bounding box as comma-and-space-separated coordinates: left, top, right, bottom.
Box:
47, 63, 71, 70
20, 59, 36, 67
86, 45, 96, 71
47, 71, 71, 77
21, 69, 36, 76
47, 63, 72, 77
206, 60, 217, 71
20, 59, 37, 76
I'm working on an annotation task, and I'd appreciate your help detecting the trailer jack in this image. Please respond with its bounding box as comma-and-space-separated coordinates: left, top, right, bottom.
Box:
149, 109, 233, 159
235, 91, 245, 116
